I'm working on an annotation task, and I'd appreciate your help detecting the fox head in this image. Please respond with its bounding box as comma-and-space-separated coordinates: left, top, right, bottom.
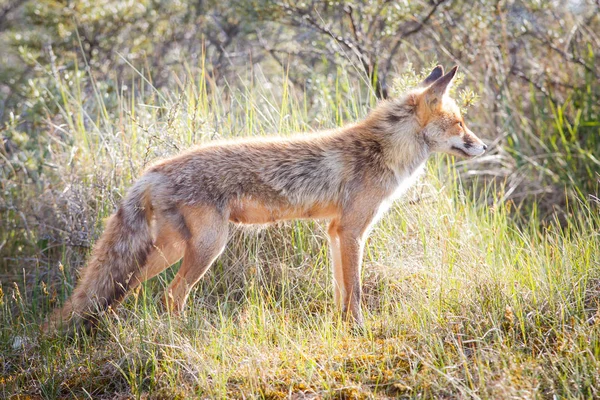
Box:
414, 65, 487, 158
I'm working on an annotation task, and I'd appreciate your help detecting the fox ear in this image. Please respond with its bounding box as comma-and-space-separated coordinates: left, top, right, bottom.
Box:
423, 65, 458, 108
421, 65, 444, 86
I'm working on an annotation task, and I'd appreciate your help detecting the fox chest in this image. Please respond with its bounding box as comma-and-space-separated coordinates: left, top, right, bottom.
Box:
374, 163, 426, 220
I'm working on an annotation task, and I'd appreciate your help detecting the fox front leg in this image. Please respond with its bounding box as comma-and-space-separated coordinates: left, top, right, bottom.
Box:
337, 231, 366, 327
334, 199, 380, 328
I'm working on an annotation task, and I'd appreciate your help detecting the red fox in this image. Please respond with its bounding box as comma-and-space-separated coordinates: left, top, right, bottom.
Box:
45, 65, 486, 332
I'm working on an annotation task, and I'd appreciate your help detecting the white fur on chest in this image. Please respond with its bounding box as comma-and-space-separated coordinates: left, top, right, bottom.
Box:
370, 162, 426, 233
389, 162, 426, 201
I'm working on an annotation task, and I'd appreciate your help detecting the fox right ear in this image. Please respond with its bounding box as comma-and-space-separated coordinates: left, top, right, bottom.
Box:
421, 65, 444, 86
422, 65, 458, 108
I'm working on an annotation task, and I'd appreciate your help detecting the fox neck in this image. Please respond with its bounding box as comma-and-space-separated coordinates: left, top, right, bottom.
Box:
385, 123, 430, 178
363, 99, 431, 178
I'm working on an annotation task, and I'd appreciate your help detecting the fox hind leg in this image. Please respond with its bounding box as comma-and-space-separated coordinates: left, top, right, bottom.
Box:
129, 221, 185, 291
164, 206, 229, 314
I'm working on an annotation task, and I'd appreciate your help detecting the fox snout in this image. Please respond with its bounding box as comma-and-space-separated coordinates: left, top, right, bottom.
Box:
450, 130, 487, 158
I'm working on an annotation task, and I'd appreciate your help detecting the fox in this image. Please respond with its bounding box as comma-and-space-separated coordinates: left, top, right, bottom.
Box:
44, 65, 487, 332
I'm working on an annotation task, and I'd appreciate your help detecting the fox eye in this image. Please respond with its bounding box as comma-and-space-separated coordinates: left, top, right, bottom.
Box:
457, 121, 464, 128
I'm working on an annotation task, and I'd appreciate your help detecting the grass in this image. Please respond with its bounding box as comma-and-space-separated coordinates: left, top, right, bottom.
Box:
1, 63, 600, 399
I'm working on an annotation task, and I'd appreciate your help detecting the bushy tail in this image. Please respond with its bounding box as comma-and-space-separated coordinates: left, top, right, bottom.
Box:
44, 179, 154, 333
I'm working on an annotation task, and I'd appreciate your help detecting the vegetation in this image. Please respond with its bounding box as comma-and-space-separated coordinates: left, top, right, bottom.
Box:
1, 0, 599, 398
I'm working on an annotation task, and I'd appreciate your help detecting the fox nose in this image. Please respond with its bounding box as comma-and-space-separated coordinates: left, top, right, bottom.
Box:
483, 144, 488, 151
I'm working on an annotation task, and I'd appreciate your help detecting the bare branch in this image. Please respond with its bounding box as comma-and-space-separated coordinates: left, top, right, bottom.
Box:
383, 0, 448, 78
526, 30, 599, 79
344, 5, 362, 45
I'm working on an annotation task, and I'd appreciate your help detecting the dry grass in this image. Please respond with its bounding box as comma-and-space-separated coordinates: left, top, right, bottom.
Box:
1, 65, 599, 399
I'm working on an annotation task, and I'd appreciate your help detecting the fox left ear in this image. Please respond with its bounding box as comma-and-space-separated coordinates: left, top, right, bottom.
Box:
423, 66, 458, 108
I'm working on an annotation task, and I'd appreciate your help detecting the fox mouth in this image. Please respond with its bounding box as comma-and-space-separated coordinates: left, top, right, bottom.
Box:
451, 146, 472, 158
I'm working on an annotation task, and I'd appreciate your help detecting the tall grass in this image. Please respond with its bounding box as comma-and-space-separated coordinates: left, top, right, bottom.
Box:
1, 62, 599, 399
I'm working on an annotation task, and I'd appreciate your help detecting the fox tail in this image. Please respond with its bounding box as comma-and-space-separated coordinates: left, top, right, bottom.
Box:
44, 178, 154, 332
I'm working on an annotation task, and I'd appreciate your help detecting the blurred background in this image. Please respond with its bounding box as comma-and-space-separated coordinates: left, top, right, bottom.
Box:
0, 0, 599, 292
1, 2, 600, 397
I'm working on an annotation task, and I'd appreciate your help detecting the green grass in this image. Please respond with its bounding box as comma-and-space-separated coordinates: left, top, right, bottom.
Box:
1, 64, 599, 399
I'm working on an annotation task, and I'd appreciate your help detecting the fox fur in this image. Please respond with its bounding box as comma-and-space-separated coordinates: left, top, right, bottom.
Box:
44, 65, 487, 332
